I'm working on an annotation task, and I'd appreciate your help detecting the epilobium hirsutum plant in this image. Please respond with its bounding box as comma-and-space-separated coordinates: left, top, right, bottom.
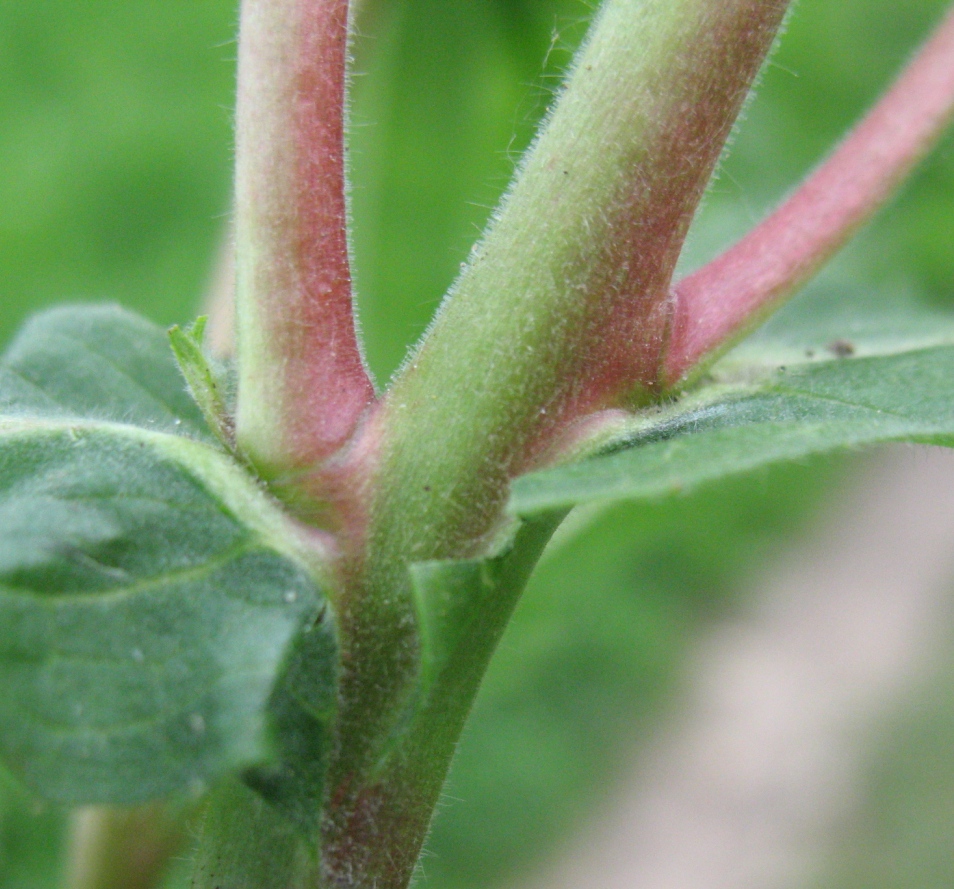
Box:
3, 1, 954, 887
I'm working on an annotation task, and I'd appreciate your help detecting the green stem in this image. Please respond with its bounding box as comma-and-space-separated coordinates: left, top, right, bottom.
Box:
320, 1, 792, 885
368, 0, 792, 564
321, 515, 565, 889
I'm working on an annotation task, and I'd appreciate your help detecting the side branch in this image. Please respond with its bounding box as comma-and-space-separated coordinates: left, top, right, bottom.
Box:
235, 0, 374, 475
664, 5, 954, 386
374, 0, 792, 561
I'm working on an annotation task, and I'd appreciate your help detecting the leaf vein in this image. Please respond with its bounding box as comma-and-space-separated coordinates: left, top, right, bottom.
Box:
0, 539, 257, 605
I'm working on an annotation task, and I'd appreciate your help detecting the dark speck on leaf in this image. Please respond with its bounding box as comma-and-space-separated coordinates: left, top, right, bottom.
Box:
827, 339, 855, 358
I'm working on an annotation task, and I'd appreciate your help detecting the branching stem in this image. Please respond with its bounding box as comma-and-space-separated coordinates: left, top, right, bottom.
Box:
234, 0, 374, 476
320, 2, 793, 886
369, 0, 792, 563
664, 4, 954, 385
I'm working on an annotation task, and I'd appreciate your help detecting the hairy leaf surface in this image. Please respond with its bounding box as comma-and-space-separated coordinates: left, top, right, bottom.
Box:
0, 304, 209, 438
0, 421, 332, 804
0, 306, 337, 806
513, 293, 954, 515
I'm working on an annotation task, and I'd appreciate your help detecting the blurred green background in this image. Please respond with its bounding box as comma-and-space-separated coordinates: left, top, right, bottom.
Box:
2, 0, 954, 887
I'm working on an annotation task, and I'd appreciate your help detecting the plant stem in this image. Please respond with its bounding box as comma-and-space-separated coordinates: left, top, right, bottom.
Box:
320, 515, 565, 889
234, 0, 374, 477
320, 1, 792, 885
664, 3, 954, 385
370, 0, 792, 563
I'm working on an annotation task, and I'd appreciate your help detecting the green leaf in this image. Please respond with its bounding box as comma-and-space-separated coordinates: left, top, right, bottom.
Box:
512, 342, 954, 515
169, 317, 235, 450
190, 778, 314, 889
188, 620, 340, 889
0, 304, 210, 439
410, 514, 564, 721
728, 274, 954, 368
367, 515, 564, 820
0, 418, 335, 805
0, 304, 339, 814
0, 765, 65, 889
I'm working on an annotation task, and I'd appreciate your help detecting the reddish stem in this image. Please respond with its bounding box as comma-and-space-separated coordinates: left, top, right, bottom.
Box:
235, 0, 374, 473
664, 5, 954, 386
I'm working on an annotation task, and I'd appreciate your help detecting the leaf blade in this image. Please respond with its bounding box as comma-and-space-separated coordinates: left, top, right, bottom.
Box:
0, 305, 209, 438
512, 344, 954, 515
0, 420, 336, 806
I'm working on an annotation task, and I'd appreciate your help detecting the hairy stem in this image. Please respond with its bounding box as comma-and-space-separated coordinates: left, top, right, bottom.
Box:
664, 3, 954, 385
371, 0, 791, 563
321, 1, 792, 886
235, 0, 374, 476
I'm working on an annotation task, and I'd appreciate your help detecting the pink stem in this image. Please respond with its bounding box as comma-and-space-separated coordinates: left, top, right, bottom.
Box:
664, 5, 954, 386
235, 0, 374, 474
